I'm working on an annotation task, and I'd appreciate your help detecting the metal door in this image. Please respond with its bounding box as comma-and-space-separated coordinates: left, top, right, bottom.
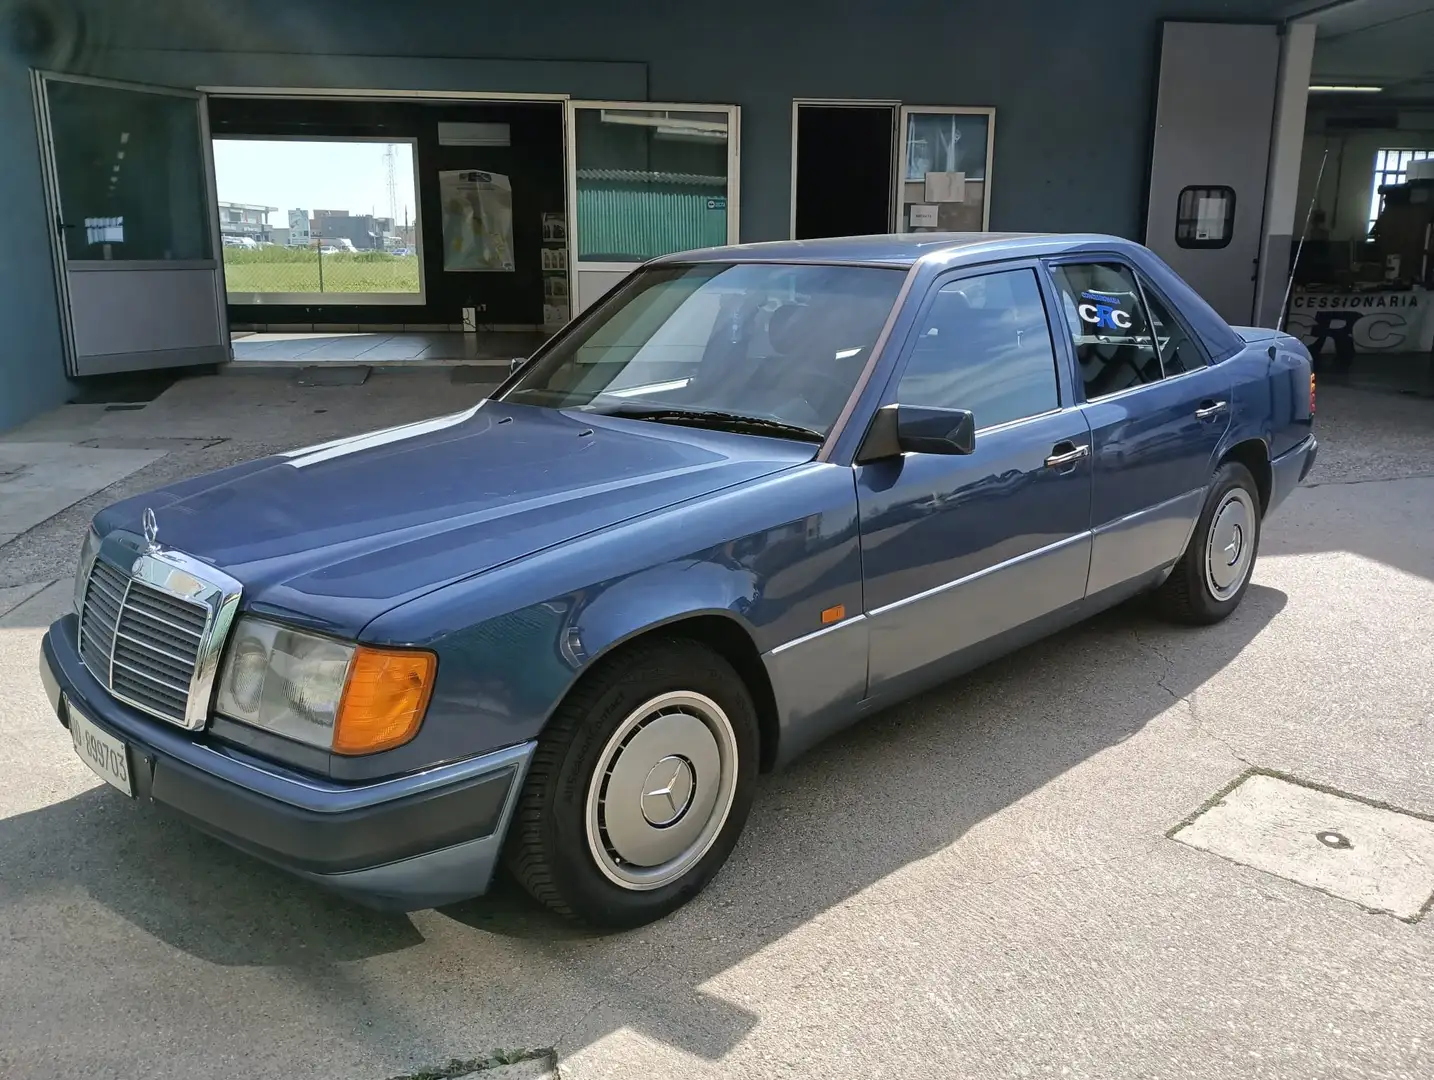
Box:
34, 72, 229, 376
1144, 22, 1281, 326
565, 101, 740, 317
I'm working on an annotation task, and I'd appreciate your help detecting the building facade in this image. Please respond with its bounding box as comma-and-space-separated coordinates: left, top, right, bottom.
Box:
0, 0, 1314, 431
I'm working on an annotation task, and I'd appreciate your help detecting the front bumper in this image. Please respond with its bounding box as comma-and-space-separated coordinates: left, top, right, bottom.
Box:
41, 615, 532, 910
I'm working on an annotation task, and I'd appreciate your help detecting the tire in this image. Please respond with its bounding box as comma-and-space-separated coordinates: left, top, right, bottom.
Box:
1155, 461, 1262, 626
504, 637, 760, 929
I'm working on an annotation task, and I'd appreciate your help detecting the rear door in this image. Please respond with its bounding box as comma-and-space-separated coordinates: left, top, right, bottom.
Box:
1046, 259, 1232, 597
858, 263, 1093, 699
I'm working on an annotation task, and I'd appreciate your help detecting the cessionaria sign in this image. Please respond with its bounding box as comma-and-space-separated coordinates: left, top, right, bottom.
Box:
1287, 289, 1434, 355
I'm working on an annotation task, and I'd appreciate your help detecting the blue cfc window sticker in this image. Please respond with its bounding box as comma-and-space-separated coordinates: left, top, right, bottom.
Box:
1078, 290, 1134, 331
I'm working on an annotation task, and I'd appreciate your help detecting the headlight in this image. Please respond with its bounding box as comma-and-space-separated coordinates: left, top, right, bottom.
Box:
74, 527, 101, 614
216, 617, 436, 755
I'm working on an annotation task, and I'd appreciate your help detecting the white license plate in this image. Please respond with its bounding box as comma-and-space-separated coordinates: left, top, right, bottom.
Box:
68, 699, 134, 797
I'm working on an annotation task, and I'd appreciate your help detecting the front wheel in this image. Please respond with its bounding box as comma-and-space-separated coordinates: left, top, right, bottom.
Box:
504, 638, 759, 929
1154, 461, 1262, 625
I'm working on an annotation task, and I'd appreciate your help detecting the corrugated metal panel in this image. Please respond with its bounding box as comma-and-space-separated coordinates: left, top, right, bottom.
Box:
578, 181, 727, 261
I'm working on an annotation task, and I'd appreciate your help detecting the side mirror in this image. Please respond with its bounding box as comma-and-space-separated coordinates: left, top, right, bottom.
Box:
509, 356, 528, 374
856, 404, 976, 464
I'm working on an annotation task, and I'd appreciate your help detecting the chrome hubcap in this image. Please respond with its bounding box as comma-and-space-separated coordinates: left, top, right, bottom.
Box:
1204, 488, 1257, 601
586, 691, 738, 891
640, 755, 695, 827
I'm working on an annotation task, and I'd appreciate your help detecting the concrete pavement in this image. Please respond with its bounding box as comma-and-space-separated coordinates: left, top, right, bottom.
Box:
1, 371, 1431, 1079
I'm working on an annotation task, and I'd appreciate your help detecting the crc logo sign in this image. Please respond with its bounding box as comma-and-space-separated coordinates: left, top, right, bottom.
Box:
1078, 292, 1133, 331
1286, 292, 1427, 354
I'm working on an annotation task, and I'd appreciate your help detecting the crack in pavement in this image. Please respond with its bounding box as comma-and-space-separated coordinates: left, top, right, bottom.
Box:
1132, 629, 1254, 769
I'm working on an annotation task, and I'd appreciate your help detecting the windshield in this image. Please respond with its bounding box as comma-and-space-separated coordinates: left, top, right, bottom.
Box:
500, 262, 904, 437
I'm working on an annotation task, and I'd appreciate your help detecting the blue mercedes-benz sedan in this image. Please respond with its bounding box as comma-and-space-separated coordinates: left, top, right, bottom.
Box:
40, 234, 1317, 928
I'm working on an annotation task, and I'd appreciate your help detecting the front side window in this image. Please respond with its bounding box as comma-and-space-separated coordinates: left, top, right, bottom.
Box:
897, 268, 1060, 429
501, 262, 904, 438
1049, 262, 1162, 400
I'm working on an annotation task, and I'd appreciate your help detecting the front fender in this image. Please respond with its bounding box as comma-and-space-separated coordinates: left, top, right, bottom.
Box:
364, 462, 864, 768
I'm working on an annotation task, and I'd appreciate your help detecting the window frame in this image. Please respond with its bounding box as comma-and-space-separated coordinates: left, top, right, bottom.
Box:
1368, 148, 1434, 235
1174, 185, 1236, 250
881, 258, 1071, 434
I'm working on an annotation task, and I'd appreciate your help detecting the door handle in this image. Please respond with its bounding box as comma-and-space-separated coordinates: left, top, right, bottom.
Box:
1044, 442, 1090, 468
1195, 400, 1229, 420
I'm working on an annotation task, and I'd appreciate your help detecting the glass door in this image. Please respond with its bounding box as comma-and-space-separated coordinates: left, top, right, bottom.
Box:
896, 106, 995, 234
34, 72, 228, 376
565, 101, 740, 316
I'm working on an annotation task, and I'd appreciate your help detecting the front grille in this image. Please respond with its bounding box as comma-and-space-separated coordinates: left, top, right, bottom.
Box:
79, 557, 210, 726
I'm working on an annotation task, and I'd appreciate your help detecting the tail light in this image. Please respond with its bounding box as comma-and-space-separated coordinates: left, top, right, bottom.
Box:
1310, 372, 1317, 416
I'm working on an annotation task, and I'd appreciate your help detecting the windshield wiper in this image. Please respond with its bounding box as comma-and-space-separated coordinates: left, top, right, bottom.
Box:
594, 404, 825, 443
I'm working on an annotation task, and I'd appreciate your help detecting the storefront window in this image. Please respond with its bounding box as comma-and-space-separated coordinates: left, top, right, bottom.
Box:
573, 108, 731, 262
211, 138, 424, 304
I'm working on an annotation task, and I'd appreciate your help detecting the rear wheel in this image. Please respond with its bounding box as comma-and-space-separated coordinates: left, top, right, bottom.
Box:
504, 638, 759, 929
1154, 461, 1261, 625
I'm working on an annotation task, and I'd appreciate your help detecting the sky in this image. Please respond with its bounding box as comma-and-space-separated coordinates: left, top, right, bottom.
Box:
212, 139, 418, 226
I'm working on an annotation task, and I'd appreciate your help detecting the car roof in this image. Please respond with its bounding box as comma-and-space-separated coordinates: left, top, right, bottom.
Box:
649, 233, 1146, 269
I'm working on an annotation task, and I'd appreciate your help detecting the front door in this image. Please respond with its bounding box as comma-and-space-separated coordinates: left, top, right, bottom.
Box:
858, 264, 1093, 699
565, 101, 740, 317
34, 73, 229, 376
1045, 259, 1233, 596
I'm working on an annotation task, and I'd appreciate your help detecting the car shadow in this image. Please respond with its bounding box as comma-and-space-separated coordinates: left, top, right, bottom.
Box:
0, 582, 1284, 1066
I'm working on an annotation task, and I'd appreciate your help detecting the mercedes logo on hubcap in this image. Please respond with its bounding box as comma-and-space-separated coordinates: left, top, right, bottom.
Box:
640, 755, 695, 827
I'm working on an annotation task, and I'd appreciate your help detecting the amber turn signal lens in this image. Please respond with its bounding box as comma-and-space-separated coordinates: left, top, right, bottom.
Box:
332, 646, 437, 755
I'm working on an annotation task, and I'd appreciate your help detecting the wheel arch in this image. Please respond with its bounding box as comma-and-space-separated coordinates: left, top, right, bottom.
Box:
1218, 437, 1272, 515
552, 611, 782, 774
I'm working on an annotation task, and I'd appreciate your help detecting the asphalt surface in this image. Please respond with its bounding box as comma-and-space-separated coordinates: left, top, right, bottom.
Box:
1, 371, 1431, 1080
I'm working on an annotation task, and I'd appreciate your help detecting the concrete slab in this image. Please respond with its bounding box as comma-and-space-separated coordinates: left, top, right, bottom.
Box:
0, 442, 167, 542
1173, 771, 1434, 920
0, 582, 51, 621
0, 580, 74, 630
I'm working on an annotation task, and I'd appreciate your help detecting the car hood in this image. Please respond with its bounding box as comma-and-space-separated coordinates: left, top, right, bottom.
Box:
95, 402, 815, 638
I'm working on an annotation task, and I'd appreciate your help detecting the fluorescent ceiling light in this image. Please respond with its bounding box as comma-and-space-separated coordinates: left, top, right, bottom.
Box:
1309, 84, 1382, 93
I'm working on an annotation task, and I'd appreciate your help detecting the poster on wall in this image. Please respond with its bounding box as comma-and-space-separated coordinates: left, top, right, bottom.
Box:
439, 170, 515, 272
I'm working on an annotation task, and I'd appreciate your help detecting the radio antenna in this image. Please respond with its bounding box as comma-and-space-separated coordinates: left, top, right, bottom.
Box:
1278, 148, 1329, 332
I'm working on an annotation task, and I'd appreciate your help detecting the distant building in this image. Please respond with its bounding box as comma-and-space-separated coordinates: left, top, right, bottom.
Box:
309, 209, 392, 251
286, 209, 311, 247
217, 201, 278, 243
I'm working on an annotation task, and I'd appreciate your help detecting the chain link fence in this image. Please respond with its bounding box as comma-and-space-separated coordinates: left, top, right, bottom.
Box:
223, 247, 421, 296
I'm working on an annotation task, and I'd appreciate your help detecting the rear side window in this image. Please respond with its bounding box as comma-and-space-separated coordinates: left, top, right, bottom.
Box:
897, 268, 1060, 430
1141, 283, 1208, 375
1048, 263, 1162, 400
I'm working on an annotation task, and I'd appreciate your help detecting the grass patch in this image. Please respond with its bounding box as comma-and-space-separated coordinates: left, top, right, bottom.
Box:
223, 249, 420, 295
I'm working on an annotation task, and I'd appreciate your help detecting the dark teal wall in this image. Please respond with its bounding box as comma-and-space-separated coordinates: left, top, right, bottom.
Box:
0, 0, 1287, 430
